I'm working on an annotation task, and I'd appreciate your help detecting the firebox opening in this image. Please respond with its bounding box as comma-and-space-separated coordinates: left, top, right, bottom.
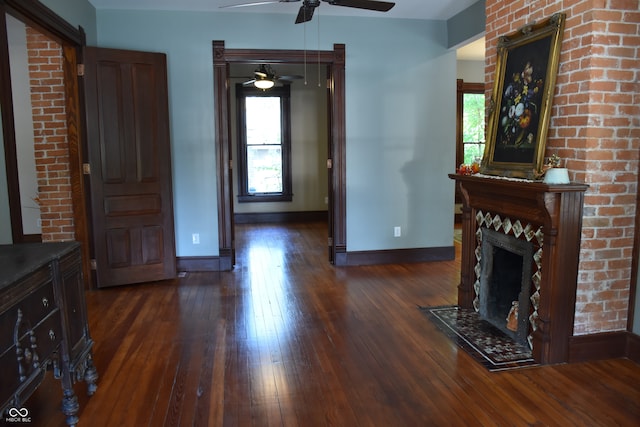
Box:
479, 228, 533, 347
486, 247, 523, 325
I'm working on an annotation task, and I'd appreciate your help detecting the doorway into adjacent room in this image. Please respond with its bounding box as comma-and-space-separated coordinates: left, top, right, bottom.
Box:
229, 62, 330, 268
454, 36, 485, 241
212, 42, 347, 268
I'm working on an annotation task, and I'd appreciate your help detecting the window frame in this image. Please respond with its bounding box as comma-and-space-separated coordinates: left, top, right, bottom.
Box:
456, 79, 485, 168
236, 84, 293, 203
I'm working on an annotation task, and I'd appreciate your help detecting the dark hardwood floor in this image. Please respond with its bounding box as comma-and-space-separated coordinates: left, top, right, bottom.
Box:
22, 222, 640, 426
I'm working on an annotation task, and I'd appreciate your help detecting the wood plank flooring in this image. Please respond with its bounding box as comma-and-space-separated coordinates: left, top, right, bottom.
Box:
22, 222, 640, 426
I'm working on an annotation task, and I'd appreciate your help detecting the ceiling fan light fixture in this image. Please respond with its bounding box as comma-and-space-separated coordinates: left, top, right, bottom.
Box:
254, 78, 275, 90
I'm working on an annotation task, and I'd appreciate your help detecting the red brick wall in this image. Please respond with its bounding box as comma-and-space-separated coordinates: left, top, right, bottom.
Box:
485, 0, 640, 334
26, 27, 75, 242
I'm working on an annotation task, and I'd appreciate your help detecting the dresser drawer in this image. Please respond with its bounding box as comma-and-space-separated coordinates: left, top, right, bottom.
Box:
23, 309, 62, 364
19, 279, 56, 326
0, 241, 96, 423
0, 280, 57, 354
0, 309, 62, 410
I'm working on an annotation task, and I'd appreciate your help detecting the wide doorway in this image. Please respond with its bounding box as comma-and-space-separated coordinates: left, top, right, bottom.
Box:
212, 42, 347, 268
229, 62, 329, 258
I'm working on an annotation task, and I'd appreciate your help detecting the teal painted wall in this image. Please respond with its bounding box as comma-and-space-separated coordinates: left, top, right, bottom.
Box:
91, 10, 457, 256
41, 0, 97, 45
447, 0, 485, 48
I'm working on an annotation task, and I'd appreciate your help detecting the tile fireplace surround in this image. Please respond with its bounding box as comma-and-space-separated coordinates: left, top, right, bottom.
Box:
450, 174, 588, 365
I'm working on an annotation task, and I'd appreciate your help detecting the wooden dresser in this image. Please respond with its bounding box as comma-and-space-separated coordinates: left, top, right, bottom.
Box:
0, 242, 98, 426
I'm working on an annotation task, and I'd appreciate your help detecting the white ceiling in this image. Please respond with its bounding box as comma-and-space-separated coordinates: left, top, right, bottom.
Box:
87, 0, 479, 21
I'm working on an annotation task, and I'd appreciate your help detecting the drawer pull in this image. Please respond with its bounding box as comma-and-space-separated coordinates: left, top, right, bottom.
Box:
49, 330, 56, 341
42, 297, 49, 307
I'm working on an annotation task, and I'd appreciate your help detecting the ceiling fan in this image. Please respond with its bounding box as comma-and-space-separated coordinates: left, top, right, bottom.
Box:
242, 64, 303, 90
221, 0, 396, 24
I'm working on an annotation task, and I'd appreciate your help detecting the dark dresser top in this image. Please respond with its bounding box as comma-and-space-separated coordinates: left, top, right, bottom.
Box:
0, 241, 80, 290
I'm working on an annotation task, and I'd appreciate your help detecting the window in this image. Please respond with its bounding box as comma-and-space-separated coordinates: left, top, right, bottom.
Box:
236, 84, 292, 202
456, 79, 485, 167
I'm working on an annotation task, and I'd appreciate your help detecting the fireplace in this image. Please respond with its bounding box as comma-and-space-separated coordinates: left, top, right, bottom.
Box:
478, 228, 533, 347
450, 174, 587, 364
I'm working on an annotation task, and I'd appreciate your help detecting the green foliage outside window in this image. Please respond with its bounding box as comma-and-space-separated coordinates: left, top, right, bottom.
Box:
462, 93, 485, 165
245, 97, 283, 193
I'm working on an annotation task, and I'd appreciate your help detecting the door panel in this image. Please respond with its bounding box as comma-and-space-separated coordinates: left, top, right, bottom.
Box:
84, 47, 176, 288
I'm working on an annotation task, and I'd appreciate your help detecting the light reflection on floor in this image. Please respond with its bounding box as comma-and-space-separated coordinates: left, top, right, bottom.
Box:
244, 237, 291, 399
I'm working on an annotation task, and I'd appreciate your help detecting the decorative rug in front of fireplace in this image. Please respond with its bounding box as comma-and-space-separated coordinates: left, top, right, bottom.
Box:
419, 305, 539, 372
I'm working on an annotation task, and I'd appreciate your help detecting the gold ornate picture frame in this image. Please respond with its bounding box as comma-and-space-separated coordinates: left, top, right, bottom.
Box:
481, 13, 566, 179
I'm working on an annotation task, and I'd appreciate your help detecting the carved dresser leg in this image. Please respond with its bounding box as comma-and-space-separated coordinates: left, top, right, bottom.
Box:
84, 354, 99, 396
61, 387, 79, 427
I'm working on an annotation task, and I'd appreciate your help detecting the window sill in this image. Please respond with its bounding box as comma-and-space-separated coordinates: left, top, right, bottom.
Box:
238, 193, 293, 203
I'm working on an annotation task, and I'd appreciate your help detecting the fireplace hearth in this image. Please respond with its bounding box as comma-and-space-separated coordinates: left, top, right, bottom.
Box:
479, 228, 533, 347
450, 174, 587, 364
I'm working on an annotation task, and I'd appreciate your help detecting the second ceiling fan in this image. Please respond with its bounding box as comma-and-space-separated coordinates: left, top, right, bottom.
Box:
222, 0, 396, 24
242, 64, 303, 90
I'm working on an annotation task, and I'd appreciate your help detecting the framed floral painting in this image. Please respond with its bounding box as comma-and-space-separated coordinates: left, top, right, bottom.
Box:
481, 13, 566, 179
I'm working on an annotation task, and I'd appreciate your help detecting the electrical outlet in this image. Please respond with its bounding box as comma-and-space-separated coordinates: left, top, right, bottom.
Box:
192, 233, 200, 244
394, 226, 401, 237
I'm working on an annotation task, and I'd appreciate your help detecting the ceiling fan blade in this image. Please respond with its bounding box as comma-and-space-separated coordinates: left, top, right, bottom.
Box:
277, 75, 304, 82
326, 0, 395, 12
295, 4, 316, 23
243, 79, 257, 86
221, 0, 300, 9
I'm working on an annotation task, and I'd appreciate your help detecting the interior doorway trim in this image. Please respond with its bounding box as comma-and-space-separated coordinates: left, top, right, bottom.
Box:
212, 41, 347, 268
0, 0, 91, 282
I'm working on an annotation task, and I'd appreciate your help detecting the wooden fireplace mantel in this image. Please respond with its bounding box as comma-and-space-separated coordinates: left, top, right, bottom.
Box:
449, 174, 588, 364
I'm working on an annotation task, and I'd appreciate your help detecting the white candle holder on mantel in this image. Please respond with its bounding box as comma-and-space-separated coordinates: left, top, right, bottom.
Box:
544, 167, 570, 184
538, 153, 570, 184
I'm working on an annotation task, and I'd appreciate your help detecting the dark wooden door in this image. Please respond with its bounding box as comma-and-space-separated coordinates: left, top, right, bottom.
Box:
83, 47, 176, 288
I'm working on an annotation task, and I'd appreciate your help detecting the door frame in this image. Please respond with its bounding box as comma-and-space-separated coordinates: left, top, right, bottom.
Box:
212, 41, 347, 267
0, 0, 92, 283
